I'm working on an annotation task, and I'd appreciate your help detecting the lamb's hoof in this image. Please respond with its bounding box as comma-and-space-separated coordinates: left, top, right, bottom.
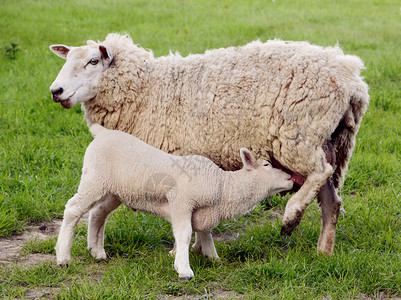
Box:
58, 263, 69, 268
97, 257, 109, 263
206, 255, 220, 261
179, 276, 193, 282
89, 248, 108, 262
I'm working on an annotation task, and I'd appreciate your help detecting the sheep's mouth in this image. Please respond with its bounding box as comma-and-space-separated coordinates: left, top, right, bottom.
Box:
60, 99, 70, 108
59, 92, 75, 109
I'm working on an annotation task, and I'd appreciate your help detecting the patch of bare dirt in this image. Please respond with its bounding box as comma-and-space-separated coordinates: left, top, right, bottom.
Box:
0, 219, 62, 267
0, 216, 91, 299
0, 214, 90, 268
22, 287, 61, 299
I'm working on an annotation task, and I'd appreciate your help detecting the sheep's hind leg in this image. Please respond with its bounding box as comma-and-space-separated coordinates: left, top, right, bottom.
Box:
281, 162, 333, 236
87, 194, 121, 261
317, 178, 341, 255
193, 231, 219, 259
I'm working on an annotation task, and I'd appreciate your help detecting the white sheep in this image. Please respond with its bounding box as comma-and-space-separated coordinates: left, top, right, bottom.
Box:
56, 124, 293, 280
50, 33, 369, 255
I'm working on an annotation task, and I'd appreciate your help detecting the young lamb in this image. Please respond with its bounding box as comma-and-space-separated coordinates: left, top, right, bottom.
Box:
55, 124, 293, 280
50, 33, 369, 255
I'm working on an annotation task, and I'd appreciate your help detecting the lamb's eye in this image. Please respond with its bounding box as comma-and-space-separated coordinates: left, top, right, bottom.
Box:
90, 58, 99, 65
263, 162, 270, 166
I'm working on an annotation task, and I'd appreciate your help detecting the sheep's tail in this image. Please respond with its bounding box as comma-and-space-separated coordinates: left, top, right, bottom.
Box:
331, 85, 369, 189
89, 123, 106, 138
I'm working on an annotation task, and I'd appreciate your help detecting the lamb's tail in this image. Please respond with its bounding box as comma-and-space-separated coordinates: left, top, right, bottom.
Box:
331, 84, 369, 188
89, 123, 106, 138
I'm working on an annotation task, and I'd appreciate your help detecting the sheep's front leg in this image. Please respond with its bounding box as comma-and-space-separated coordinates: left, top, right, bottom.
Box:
193, 232, 219, 259
170, 207, 194, 280
317, 178, 342, 255
87, 194, 121, 261
56, 193, 98, 265
281, 162, 333, 237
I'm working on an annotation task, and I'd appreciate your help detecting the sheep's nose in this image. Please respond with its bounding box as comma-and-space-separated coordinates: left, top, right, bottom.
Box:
51, 87, 63, 102
51, 87, 63, 96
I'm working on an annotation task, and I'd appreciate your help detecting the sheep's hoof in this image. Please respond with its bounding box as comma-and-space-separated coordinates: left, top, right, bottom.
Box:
89, 248, 108, 262
179, 276, 193, 282
280, 219, 301, 235
317, 248, 332, 256
58, 263, 69, 268
96, 257, 109, 263
280, 226, 292, 236
206, 255, 220, 261
281, 209, 304, 235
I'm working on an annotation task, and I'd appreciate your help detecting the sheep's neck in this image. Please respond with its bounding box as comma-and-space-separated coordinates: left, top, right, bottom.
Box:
219, 170, 270, 221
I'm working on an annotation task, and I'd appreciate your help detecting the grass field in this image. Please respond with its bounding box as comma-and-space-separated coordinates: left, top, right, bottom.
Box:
1, 0, 400, 298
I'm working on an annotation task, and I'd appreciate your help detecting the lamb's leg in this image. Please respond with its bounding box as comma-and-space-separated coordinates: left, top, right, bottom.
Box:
56, 193, 101, 265
193, 233, 201, 253
87, 194, 121, 261
281, 162, 333, 236
317, 178, 342, 255
170, 206, 194, 280
193, 231, 219, 259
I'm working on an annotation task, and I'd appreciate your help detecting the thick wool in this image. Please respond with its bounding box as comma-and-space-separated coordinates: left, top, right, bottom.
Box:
83, 34, 369, 188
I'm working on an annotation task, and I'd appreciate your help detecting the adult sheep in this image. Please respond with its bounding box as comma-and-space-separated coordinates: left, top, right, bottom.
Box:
49, 33, 369, 255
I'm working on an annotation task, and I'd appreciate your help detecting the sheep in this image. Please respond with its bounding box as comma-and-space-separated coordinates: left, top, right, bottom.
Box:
56, 124, 294, 280
49, 33, 369, 255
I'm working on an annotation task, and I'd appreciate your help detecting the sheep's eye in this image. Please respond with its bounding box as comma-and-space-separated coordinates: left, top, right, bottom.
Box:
89, 58, 99, 65
263, 162, 270, 166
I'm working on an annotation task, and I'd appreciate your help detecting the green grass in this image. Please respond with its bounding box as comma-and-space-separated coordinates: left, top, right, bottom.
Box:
1, 0, 400, 298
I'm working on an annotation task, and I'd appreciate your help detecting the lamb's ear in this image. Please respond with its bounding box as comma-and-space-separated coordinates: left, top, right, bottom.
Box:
49, 45, 71, 59
99, 44, 114, 65
240, 148, 257, 170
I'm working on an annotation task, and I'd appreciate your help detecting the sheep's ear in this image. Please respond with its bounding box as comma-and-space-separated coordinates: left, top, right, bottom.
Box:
99, 44, 113, 64
49, 45, 71, 59
240, 148, 257, 170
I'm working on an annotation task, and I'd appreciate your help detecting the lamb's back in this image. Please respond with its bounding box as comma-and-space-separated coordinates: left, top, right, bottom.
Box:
86, 127, 223, 205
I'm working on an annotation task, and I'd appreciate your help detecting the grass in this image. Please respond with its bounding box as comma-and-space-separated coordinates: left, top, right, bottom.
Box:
0, 0, 400, 298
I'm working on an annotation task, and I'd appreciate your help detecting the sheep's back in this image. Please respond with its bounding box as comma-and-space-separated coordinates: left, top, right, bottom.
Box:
87, 38, 369, 178
160, 41, 367, 175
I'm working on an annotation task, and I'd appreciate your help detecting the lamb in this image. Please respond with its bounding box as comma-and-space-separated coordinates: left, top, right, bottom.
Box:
56, 124, 293, 280
50, 33, 369, 255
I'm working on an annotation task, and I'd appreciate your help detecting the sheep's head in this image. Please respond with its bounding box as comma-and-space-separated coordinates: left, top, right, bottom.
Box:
49, 40, 113, 109
240, 148, 294, 196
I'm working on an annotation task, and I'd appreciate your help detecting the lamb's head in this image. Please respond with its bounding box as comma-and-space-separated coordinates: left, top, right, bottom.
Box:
240, 148, 294, 196
49, 40, 113, 109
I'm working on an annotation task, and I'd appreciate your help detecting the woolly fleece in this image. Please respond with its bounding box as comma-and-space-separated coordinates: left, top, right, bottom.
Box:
83, 34, 369, 188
